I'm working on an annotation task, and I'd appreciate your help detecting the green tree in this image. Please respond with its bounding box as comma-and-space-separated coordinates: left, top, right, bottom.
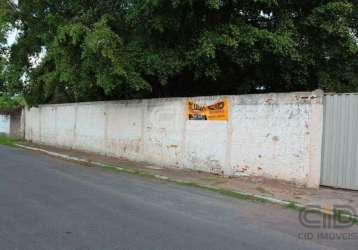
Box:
0, 0, 357, 106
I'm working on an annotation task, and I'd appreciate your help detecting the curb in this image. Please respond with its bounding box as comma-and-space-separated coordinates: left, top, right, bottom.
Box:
15, 143, 358, 222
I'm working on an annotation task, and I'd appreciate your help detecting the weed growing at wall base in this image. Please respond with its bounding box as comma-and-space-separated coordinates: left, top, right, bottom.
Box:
0, 135, 19, 147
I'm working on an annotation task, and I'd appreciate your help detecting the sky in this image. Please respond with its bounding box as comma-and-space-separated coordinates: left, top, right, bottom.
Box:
7, 29, 18, 46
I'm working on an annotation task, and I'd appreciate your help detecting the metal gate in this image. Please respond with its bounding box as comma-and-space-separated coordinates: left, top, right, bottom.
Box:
321, 93, 358, 190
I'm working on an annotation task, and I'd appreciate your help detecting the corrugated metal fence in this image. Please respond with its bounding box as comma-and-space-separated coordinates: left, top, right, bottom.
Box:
321, 93, 358, 190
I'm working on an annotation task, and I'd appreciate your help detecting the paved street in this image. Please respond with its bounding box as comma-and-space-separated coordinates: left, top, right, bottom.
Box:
0, 145, 356, 250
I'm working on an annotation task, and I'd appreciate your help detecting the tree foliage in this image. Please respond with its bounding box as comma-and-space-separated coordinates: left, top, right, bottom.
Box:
0, 93, 24, 109
0, 0, 357, 105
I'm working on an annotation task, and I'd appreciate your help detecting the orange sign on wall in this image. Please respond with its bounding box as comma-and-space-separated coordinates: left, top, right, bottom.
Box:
187, 98, 229, 121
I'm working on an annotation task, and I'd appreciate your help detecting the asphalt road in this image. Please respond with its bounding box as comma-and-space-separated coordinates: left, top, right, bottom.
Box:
0, 145, 357, 250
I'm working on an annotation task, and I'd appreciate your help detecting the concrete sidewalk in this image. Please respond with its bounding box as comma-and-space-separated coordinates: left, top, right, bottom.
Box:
18, 142, 358, 217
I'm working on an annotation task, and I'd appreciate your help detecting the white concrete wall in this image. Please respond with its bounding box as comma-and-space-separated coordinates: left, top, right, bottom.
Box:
0, 115, 10, 135
24, 91, 324, 187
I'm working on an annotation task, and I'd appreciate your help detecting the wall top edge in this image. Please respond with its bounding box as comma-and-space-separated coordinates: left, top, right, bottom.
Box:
324, 92, 358, 96
26, 90, 323, 108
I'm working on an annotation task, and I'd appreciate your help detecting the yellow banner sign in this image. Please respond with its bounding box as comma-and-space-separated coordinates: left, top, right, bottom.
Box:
187, 98, 229, 120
